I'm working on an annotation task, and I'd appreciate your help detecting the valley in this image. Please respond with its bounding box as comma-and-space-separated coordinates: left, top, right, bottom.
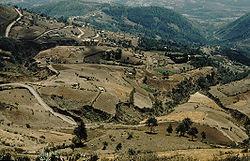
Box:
0, 1, 249, 161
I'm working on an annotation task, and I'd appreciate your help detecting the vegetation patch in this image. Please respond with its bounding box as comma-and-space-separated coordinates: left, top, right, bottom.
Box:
144, 87, 154, 93
153, 69, 173, 74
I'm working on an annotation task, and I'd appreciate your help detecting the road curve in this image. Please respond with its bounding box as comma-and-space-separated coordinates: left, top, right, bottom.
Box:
77, 27, 84, 38
5, 8, 23, 37
0, 83, 77, 125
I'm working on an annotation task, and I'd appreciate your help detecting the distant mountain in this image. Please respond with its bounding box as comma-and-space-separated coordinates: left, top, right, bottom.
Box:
30, 0, 206, 45
2, 0, 249, 40
95, 0, 250, 25
0, 4, 18, 35
215, 13, 250, 43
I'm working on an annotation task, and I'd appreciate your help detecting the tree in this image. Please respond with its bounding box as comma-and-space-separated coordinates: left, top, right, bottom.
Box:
143, 76, 147, 84
166, 123, 173, 135
176, 117, 193, 136
146, 117, 158, 133
102, 141, 108, 150
201, 131, 206, 141
187, 127, 198, 141
116, 143, 122, 151
73, 120, 87, 142
182, 117, 193, 132
175, 122, 186, 136
129, 88, 135, 104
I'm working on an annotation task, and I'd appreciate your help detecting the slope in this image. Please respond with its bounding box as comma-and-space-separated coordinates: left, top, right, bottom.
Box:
215, 12, 250, 43
0, 4, 18, 36
30, 0, 206, 45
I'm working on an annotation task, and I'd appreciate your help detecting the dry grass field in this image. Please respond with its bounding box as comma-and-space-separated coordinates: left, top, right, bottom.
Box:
0, 88, 74, 153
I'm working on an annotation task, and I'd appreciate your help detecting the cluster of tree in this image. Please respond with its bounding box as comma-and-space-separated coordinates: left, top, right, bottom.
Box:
171, 78, 196, 105
213, 48, 250, 66
167, 118, 206, 141
190, 54, 249, 85
104, 48, 122, 60
145, 117, 206, 141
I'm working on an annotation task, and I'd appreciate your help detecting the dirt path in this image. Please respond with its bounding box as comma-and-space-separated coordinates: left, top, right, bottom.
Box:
34, 28, 60, 40
77, 27, 84, 38
5, 8, 23, 37
0, 83, 77, 125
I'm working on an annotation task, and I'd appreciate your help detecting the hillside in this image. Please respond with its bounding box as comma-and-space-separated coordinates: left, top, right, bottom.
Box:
215, 12, 250, 43
0, 4, 249, 161
30, 0, 205, 45
0, 4, 18, 36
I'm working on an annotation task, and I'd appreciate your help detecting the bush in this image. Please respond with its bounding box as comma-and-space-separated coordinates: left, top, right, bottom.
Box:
116, 143, 122, 151
128, 148, 137, 155
127, 132, 134, 140
25, 124, 31, 128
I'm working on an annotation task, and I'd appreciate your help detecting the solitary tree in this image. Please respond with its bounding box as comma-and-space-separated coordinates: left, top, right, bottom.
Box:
73, 120, 87, 143
102, 141, 108, 150
116, 143, 122, 151
146, 117, 158, 133
187, 127, 198, 141
201, 131, 206, 141
166, 123, 173, 135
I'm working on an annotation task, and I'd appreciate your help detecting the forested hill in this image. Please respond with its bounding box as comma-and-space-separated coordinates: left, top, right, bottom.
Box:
215, 12, 250, 43
30, 0, 206, 45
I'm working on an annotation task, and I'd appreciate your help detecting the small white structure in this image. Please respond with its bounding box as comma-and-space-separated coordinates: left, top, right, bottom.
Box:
98, 87, 105, 91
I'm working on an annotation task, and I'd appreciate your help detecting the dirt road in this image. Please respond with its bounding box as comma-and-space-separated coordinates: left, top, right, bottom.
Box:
0, 83, 77, 125
77, 27, 84, 38
5, 8, 23, 37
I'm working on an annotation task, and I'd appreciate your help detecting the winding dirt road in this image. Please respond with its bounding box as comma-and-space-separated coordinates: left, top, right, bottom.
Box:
0, 83, 77, 125
5, 8, 23, 37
